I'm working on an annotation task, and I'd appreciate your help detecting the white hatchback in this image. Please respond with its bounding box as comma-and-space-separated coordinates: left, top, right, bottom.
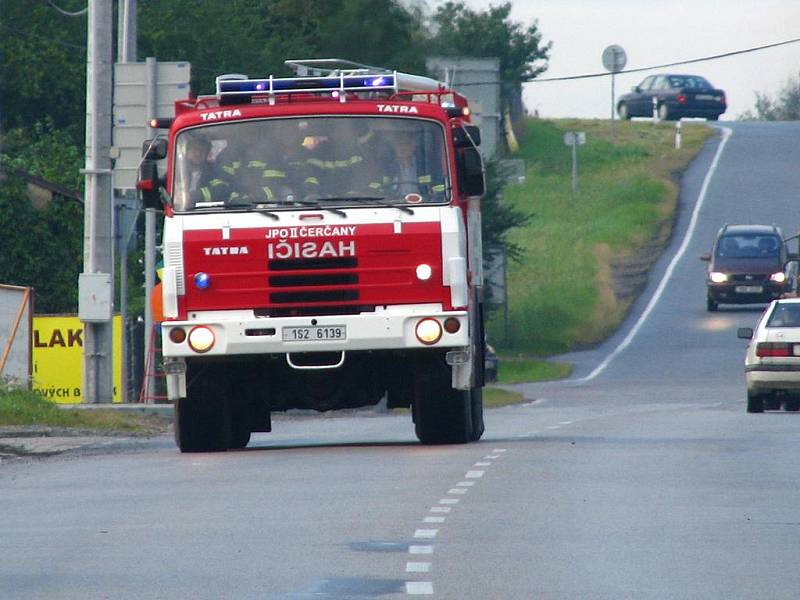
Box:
738, 297, 800, 412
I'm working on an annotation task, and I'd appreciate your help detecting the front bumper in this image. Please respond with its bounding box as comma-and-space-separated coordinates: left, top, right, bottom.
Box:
160, 304, 469, 357
707, 282, 787, 305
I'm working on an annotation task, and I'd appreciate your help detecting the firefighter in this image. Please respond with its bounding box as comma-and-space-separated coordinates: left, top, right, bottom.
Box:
378, 128, 446, 201
177, 134, 219, 210
203, 121, 320, 205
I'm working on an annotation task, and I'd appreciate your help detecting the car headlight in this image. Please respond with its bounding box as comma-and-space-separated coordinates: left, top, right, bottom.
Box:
770, 272, 786, 283
709, 272, 728, 283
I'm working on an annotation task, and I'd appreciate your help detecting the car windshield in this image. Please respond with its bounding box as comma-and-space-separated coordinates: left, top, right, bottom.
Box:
715, 234, 781, 259
767, 304, 800, 327
668, 75, 712, 89
172, 117, 450, 212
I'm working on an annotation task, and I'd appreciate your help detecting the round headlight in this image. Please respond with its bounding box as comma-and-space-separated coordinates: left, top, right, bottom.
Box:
416, 263, 433, 281
415, 318, 442, 345
187, 326, 215, 353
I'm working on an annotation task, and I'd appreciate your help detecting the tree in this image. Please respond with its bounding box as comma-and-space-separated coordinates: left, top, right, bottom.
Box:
740, 71, 800, 121
0, 122, 84, 313
426, 2, 551, 92
0, 0, 87, 144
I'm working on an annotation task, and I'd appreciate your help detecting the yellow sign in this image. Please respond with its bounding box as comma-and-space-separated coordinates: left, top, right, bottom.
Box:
31, 315, 123, 404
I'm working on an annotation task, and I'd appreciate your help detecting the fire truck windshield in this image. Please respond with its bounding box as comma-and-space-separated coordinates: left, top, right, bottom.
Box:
172, 117, 450, 212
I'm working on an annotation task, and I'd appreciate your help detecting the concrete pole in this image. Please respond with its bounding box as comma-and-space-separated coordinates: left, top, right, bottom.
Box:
116, 0, 137, 402
143, 57, 157, 403
82, 0, 115, 403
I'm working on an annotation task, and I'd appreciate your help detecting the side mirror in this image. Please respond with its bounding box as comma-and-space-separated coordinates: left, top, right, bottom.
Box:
737, 327, 753, 340
137, 160, 163, 209
141, 138, 168, 160
452, 125, 481, 148
700, 253, 711, 262
633, 86, 641, 93
457, 147, 485, 198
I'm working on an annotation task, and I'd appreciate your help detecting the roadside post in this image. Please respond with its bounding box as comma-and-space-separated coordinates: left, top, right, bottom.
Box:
652, 97, 659, 122
563, 131, 586, 193
601, 45, 627, 141
675, 120, 682, 149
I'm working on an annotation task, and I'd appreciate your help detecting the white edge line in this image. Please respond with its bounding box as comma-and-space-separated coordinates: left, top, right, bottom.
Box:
576, 126, 732, 383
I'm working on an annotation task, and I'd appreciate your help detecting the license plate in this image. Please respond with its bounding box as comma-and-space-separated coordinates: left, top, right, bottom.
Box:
696, 94, 715, 100
794, 345, 800, 355
735, 285, 763, 293
282, 325, 346, 342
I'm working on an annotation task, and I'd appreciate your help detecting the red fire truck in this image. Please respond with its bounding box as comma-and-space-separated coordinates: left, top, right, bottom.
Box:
138, 59, 487, 452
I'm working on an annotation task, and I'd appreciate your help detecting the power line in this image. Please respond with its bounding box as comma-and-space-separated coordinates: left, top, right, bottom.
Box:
453, 36, 800, 87
46, 0, 87, 17
0, 24, 86, 50
528, 36, 800, 83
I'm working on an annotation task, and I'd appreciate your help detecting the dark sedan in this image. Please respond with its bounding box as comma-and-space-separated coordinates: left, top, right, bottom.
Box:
617, 74, 726, 121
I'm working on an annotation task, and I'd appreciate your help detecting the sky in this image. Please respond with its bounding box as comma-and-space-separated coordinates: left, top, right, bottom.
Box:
460, 0, 800, 120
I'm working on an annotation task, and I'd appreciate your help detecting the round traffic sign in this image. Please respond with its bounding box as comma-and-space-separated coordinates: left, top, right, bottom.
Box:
602, 45, 627, 73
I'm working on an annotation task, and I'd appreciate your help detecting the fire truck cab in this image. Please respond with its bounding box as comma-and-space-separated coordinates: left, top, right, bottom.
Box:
138, 59, 487, 452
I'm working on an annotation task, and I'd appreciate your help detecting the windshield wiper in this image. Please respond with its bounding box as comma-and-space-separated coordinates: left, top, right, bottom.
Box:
226, 200, 280, 220
290, 198, 347, 217
314, 195, 415, 215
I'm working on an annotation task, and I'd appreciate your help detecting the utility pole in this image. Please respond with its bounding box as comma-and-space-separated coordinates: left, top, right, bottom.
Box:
116, 0, 137, 402
143, 56, 157, 404
80, 0, 115, 403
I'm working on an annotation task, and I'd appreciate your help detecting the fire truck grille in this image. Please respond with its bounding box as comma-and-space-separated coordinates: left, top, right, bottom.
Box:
267, 257, 361, 308
269, 273, 358, 288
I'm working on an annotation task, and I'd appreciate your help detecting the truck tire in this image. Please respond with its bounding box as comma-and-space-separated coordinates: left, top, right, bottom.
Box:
469, 387, 485, 441
175, 366, 229, 452
413, 357, 472, 444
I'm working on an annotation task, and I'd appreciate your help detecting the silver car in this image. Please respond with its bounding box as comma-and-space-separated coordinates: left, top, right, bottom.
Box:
738, 297, 800, 412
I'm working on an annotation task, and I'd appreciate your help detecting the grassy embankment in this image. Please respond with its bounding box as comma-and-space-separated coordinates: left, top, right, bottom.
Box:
0, 386, 170, 433
485, 118, 713, 400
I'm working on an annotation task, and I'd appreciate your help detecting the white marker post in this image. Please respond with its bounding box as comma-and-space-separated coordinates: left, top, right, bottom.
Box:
564, 131, 586, 193
675, 120, 682, 149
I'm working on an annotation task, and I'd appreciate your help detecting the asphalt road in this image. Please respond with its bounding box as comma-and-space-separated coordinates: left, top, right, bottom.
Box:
3, 122, 800, 599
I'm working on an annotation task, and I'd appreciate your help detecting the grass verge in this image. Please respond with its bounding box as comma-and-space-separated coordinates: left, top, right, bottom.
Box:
488, 118, 712, 356
0, 388, 171, 434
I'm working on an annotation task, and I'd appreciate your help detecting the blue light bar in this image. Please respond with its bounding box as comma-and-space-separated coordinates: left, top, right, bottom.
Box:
216, 73, 398, 97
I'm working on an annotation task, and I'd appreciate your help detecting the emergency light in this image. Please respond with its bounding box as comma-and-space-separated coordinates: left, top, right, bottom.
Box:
216, 74, 398, 97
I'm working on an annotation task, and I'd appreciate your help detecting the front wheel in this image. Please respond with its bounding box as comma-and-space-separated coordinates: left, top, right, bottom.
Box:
707, 296, 718, 312
658, 103, 671, 121
413, 356, 472, 445
617, 102, 631, 120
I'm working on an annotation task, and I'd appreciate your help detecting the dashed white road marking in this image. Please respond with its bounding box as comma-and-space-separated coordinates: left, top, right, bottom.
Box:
558, 421, 573, 425
547, 425, 560, 430
457, 481, 475, 487
484, 455, 500, 459
465, 470, 484, 478
438, 498, 459, 505
406, 562, 431, 573
492, 448, 507, 453
474, 461, 491, 466
414, 529, 438, 539
430, 506, 451, 513
409, 545, 433, 554
423, 516, 446, 523
448, 488, 467, 494
406, 581, 434, 595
